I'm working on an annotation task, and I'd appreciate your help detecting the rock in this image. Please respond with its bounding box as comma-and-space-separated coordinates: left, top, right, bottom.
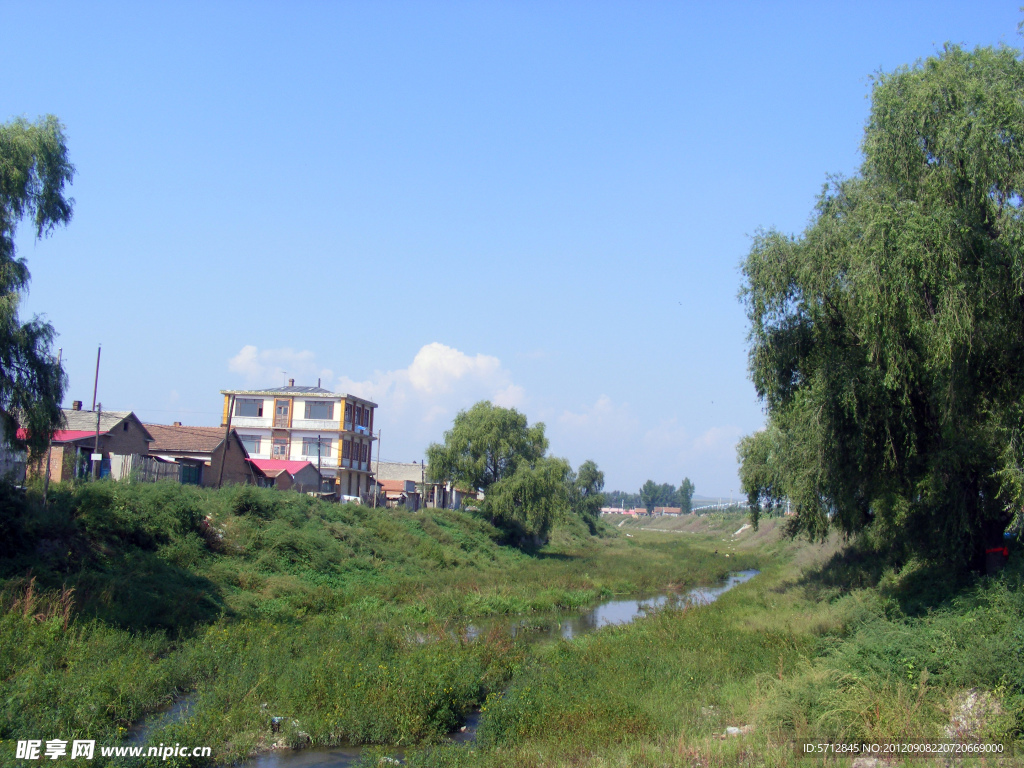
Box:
725, 726, 741, 737
739, 724, 754, 734
945, 688, 1003, 741
851, 759, 879, 768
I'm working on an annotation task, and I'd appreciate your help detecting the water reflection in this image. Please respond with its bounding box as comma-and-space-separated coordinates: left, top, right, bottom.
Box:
468, 568, 759, 642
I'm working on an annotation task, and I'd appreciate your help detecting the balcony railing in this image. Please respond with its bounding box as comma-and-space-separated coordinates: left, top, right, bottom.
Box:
232, 416, 271, 428
300, 456, 337, 468
338, 458, 369, 471
291, 418, 341, 432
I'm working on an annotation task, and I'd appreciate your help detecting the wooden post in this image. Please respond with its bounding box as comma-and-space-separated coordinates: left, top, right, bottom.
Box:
91, 403, 102, 480
43, 348, 61, 504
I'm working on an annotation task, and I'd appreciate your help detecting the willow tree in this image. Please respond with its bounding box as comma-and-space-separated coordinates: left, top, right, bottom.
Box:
0, 116, 73, 453
738, 43, 1024, 567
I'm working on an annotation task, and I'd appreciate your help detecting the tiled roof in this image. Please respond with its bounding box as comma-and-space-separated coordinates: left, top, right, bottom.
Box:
61, 409, 133, 432
17, 409, 152, 443
145, 424, 226, 453
379, 479, 414, 493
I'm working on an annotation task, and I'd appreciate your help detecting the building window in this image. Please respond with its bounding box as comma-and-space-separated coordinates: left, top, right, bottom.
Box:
360, 443, 368, 462
363, 408, 370, 427
302, 437, 331, 456
342, 441, 350, 459
236, 398, 264, 417
344, 403, 353, 428
180, 463, 202, 485
304, 401, 334, 420
240, 435, 261, 455
273, 438, 288, 458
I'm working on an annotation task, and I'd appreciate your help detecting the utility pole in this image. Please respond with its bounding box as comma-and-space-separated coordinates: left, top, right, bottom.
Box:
373, 429, 381, 508
42, 348, 62, 505
317, 434, 322, 493
217, 395, 235, 488
91, 403, 102, 480
91, 344, 101, 412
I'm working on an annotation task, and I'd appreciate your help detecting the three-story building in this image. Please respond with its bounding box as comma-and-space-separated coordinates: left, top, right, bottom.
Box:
220, 380, 377, 497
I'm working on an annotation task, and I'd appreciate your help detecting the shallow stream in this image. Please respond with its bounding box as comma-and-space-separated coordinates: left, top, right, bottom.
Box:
244, 568, 759, 767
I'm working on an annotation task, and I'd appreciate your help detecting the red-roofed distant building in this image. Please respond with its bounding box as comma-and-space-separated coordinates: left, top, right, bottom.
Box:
246, 458, 322, 493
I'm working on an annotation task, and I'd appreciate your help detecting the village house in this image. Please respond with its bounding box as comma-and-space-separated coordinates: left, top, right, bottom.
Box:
378, 478, 421, 509
143, 423, 261, 487
221, 381, 377, 498
25, 402, 153, 482
246, 458, 322, 493
654, 506, 682, 516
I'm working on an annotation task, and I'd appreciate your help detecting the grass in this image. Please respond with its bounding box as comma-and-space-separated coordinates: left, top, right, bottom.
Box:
2, 481, 1021, 767
0, 481, 760, 766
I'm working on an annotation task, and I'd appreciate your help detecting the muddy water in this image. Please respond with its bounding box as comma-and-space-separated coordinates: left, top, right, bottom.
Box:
246, 569, 758, 767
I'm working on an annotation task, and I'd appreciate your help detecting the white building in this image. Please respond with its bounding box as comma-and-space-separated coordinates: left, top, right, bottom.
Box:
220, 380, 377, 497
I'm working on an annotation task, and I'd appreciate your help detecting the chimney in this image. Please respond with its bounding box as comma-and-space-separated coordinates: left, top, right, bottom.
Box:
173, 421, 182, 427
72, 400, 82, 411
289, 378, 295, 387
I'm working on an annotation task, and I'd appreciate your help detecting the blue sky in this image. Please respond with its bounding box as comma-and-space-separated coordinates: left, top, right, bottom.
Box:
4, 2, 1021, 496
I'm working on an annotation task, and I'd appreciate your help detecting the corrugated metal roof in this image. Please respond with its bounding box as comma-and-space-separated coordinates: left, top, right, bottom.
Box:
246, 458, 317, 474
16, 428, 98, 443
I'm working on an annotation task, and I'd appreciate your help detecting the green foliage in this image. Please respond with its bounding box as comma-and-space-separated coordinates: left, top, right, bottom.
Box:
426, 401, 547, 492
679, 477, 695, 514
482, 457, 571, 543
428, 402, 605, 544
568, 459, 605, 529
639, 479, 679, 512
0, 115, 73, 454
739, 43, 1024, 566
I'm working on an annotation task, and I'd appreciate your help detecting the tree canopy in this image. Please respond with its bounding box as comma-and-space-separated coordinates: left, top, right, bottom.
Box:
678, 477, 695, 514
0, 116, 73, 453
426, 401, 548, 492
427, 401, 604, 542
738, 43, 1024, 567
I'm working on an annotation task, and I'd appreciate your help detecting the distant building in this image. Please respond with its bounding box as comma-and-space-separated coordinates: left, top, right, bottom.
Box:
221, 380, 377, 498
378, 478, 421, 509
144, 422, 259, 486
653, 506, 682, 516
24, 403, 153, 482
600, 507, 627, 515
247, 458, 323, 493
375, 460, 455, 508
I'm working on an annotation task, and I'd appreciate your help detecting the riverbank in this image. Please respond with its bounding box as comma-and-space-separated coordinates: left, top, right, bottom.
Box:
0, 482, 766, 766
3, 483, 1020, 766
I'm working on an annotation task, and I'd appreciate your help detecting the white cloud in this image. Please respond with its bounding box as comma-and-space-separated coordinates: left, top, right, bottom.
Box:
227, 345, 334, 387
549, 394, 745, 495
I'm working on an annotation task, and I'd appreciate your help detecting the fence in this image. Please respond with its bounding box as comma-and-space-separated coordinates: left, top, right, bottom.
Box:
109, 454, 181, 483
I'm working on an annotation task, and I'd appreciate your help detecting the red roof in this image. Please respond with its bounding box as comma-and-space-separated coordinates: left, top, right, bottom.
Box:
16, 428, 98, 443
246, 458, 317, 474
379, 479, 413, 493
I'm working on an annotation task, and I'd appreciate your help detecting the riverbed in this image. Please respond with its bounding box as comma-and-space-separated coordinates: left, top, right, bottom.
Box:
245, 569, 759, 767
